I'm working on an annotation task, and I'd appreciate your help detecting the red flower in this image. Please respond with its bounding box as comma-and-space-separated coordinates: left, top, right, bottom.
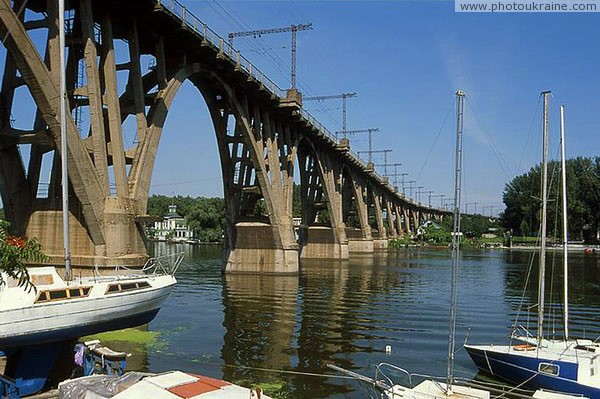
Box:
5, 236, 25, 248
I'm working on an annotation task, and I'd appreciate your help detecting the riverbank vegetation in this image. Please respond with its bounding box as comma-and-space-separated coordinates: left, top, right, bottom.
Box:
389, 214, 503, 249
502, 156, 599, 243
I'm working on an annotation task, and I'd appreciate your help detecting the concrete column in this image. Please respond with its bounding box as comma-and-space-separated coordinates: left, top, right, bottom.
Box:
346, 173, 373, 253
298, 147, 348, 260
371, 191, 388, 250
386, 200, 398, 238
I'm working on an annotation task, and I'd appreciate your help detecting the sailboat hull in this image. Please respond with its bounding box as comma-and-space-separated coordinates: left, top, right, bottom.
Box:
0, 269, 176, 350
465, 344, 600, 398
0, 303, 162, 350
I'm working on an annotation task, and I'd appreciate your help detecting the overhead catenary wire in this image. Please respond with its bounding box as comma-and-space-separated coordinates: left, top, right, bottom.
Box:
228, 23, 313, 89
183, 1, 360, 133
150, 176, 221, 187
415, 99, 455, 183
205, 0, 289, 83
516, 95, 543, 177
465, 99, 513, 182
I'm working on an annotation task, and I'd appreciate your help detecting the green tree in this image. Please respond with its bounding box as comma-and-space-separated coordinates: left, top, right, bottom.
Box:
0, 220, 49, 289
501, 157, 600, 242
421, 223, 451, 244
461, 214, 499, 238
186, 197, 226, 242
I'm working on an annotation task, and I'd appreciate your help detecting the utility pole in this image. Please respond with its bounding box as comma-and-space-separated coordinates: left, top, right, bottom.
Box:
415, 186, 424, 202
465, 202, 477, 214
380, 164, 404, 192
443, 198, 453, 210
228, 23, 313, 89
482, 205, 496, 217
358, 149, 392, 173
399, 174, 409, 194
375, 162, 401, 178
407, 181, 417, 198
304, 92, 357, 138
430, 194, 444, 208
338, 128, 379, 152
425, 191, 434, 207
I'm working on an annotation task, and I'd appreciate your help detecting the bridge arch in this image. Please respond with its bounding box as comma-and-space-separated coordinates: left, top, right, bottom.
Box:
0, 0, 450, 273
296, 136, 348, 259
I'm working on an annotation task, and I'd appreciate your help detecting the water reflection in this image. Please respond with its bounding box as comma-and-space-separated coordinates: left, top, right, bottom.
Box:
221, 273, 298, 387
93, 244, 600, 399
500, 249, 600, 341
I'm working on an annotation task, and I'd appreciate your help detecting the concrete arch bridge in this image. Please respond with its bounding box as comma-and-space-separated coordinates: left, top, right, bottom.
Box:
0, 0, 449, 273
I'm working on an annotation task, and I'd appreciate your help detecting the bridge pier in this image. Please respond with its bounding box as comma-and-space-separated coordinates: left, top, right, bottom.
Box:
25, 197, 147, 268
372, 232, 389, 250
223, 223, 299, 274
345, 228, 374, 253
298, 226, 349, 260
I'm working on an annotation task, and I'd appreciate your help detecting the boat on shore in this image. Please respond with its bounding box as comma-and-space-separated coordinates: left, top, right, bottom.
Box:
58, 370, 272, 399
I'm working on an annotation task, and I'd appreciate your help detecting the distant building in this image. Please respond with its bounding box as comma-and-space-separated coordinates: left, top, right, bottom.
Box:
153, 205, 194, 242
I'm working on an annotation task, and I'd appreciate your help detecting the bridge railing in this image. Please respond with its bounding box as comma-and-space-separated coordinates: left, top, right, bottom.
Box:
347, 148, 368, 169
157, 1, 349, 148
156, 1, 444, 213
158, 0, 285, 98
157, 2, 370, 156
297, 108, 337, 144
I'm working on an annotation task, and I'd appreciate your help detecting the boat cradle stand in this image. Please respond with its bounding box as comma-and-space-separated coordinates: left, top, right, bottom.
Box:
1, 340, 127, 398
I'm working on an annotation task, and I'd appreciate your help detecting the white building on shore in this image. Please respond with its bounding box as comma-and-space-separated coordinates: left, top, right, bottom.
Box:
153, 205, 194, 242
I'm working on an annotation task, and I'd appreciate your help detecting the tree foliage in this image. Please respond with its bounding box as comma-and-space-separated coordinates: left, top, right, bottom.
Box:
0, 220, 49, 289
501, 156, 600, 242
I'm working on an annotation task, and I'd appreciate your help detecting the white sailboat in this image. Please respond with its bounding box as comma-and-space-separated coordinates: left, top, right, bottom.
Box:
0, 1, 178, 395
0, 255, 180, 350
464, 93, 600, 397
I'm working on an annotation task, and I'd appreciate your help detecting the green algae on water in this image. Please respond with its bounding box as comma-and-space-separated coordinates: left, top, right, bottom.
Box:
83, 328, 160, 347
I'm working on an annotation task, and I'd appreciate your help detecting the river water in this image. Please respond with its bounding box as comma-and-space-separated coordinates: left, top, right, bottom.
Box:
104, 243, 600, 398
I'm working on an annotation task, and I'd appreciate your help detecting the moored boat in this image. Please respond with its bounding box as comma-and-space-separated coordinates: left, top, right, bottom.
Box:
465, 94, 600, 397
0, 255, 180, 350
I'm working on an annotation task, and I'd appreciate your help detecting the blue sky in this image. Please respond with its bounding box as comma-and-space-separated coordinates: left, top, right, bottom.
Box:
2, 1, 598, 216
152, 0, 600, 215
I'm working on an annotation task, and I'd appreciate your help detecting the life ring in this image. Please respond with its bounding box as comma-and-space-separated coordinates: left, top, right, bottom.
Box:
513, 344, 536, 351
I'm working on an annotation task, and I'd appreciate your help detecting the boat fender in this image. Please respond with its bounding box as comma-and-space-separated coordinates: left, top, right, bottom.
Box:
513, 344, 536, 351
250, 386, 262, 399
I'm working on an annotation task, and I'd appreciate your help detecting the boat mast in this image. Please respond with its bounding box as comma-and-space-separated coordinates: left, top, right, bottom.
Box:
537, 90, 551, 345
560, 104, 569, 340
447, 89, 465, 393
59, 0, 71, 280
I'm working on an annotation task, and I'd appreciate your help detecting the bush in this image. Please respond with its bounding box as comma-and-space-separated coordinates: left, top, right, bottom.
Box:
0, 220, 49, 290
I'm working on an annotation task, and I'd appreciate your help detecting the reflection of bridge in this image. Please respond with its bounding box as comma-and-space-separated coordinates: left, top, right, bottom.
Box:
0, 0, 449, 273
